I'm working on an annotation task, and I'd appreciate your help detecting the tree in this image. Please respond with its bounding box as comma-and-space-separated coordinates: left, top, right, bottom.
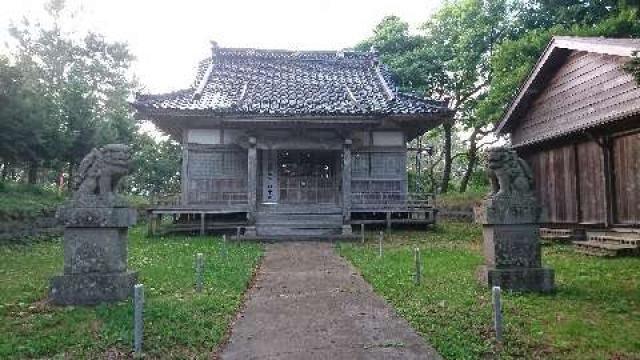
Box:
3, 0, 137, 185
477, 7, 640, 127
359, 1, 525, 193
127, 134, 182, 196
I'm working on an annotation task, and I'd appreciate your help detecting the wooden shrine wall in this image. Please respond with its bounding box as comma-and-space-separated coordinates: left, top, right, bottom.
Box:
613, 131, 640, 224
186, 144, 248, 204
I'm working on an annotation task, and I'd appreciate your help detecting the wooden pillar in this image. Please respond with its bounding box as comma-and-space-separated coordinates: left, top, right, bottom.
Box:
386, 211, 392, 231
147, 211, 154, 237
602, 136, 615, 227
200, 212, 206, 235
181, 129, 189, 205
342, 139, 352, 223
247, 136, 258, 224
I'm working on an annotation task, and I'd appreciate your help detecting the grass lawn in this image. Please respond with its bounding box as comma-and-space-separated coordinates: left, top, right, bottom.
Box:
0, 227, 263, 359
338, 221, 640, 360
0, 183, 66, 221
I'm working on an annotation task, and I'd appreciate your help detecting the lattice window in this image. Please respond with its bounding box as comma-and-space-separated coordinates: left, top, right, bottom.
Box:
189, 152, 222, 178
353, 152, 404, 179
352, 152, 369, 178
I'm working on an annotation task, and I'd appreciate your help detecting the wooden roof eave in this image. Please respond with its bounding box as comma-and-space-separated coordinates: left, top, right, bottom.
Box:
497, 36, 640, 136
134, 107, 448, 128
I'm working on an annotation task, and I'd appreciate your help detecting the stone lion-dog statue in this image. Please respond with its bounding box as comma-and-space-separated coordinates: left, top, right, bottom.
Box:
74, 144, 132, 196
486, 146, 534, 199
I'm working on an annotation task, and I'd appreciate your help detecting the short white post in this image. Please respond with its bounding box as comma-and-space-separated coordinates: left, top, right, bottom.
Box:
133, 284, 144, 357
414, 247, 421, 285
378, 231, 384, 258
492, 286, 503, 342
196, 253, 204, 293
360, 224, 365, 244
222, 234, 228, 258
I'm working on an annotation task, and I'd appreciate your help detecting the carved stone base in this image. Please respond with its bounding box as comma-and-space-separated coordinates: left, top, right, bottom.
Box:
478, 265, 554, 293
63, 228, 128, 274
49, 271, 137, 305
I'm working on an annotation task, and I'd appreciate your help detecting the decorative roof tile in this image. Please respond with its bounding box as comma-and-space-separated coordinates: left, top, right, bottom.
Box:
134, 46, 448, 117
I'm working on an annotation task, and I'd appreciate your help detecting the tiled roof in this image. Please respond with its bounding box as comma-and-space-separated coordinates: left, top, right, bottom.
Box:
133, 46, 448, 117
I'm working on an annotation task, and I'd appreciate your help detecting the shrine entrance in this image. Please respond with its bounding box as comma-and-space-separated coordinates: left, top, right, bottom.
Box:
260, 150, 341, 206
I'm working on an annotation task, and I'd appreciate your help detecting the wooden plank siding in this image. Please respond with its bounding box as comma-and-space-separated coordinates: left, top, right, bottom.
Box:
525, 144, 578, 224
613, 131, 640, 224
186, 145, 248, 204
511, 51, 640, 147
576, 141, 607, 224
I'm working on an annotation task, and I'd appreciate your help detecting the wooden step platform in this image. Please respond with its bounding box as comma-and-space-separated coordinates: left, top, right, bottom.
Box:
540, 228, 585, 243
572, 230, 640, 257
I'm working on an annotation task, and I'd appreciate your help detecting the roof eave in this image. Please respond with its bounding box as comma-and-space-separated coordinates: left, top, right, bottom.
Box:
497, 36, 640, 135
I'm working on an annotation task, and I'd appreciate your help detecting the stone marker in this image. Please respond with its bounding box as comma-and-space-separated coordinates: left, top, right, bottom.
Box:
477, 147, 554, 293
221, 234, 228, 258
134, 283, 144, 357
492, 286, 503, 342
50, 144, 138, 305
414, 247, 421, 285
196, 253, 204, 293
361, 224, 365, 244
378, 231, 384, 257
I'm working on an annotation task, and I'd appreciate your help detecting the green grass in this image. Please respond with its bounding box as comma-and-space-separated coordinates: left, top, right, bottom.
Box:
0, 182, 66, 221
436, 190, 486, 210
0, 228, 263, 359
338, 222, 640, 360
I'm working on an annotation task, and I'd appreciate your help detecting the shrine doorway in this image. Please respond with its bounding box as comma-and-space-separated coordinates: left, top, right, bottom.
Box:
260, 150, 340, 206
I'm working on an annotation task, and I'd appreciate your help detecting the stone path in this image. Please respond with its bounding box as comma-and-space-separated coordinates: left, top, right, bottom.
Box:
220, 242, 441, 360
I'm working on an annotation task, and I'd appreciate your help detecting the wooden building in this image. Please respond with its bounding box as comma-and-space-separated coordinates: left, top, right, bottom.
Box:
497, 37, 640, 255
133, 43, 452, 238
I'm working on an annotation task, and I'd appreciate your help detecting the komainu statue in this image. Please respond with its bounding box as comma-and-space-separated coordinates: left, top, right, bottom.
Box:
74, 144, 132, 197
486, 146, 534, 199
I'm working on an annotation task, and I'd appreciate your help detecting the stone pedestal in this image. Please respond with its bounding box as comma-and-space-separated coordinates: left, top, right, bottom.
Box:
477, 196, 554, 293
50, 196, 138, 305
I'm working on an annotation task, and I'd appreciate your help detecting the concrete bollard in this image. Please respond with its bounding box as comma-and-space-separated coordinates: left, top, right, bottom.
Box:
378, 231, 384, 258
361, 224, 365, 244
196, 253, 204, 293
133, 283, 144, 357
414, 247, 421, 285
492, 286, 503, 342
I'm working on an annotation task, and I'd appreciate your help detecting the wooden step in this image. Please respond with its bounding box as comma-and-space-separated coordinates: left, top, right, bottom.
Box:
256, 224, 342, 237
587, 231, 640, 246
540, 228, 584, 243
572, 240, 639, 257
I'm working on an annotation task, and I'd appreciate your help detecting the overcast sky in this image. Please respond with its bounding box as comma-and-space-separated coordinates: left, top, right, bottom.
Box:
0, 0, 442, 93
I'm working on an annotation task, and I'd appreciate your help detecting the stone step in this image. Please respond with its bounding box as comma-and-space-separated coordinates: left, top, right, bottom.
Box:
572, 240, 639, 257
256, 224, 343, 237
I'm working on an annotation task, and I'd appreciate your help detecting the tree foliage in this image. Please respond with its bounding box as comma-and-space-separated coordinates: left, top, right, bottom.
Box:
360, 0, 640, 194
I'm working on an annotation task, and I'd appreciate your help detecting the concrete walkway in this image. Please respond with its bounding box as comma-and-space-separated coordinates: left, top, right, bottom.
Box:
220, 242, 441, 360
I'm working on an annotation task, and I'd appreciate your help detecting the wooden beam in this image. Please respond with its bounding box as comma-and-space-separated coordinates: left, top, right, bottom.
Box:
602, 136, 615, 227
181, 129, 189, 205
342, 139, 352, 223
200, 212, 206, 235
247, 136, 258, 224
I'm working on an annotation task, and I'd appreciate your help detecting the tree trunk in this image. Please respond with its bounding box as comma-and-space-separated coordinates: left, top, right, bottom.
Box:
27, 161, 38, 185
68, 163, 74, 192
459, 128, 480, 193
439, 121, 453, 193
